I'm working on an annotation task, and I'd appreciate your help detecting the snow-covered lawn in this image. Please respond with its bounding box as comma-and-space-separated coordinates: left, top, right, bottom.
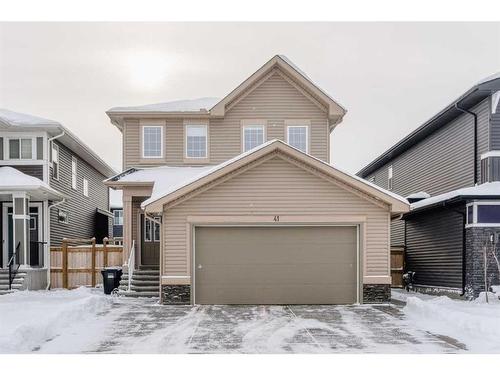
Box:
0, 288, 117, 353
392, 289, 500, 353
1, 287, 499, 353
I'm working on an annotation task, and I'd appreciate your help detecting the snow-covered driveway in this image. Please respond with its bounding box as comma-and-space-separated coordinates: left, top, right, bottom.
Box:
0, 287, 477, 354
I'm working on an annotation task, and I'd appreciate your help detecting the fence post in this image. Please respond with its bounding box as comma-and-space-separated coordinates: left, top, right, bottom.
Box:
103, 237, 108, 268
62, 239, 68, 289
91, 237, 96, 287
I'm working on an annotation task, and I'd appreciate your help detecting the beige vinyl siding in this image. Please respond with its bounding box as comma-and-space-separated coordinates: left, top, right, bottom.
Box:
162, 156, 390, 279
122, 69, 330, 169
211, 71, 329, 163
123, 119, 140, 169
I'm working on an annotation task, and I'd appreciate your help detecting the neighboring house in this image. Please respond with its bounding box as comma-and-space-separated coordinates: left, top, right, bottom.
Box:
357, 73, 500, 298
110, 189, 123, 238
106, 55, 409, 304
0, 109, 116, 292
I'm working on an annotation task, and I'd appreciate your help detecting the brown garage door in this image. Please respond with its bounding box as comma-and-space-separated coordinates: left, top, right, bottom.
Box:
194, 226, 358, 305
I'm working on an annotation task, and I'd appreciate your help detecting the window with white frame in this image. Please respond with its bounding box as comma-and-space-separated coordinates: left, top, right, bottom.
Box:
142, 126, 163, 158
8, 138, 34, 160
113, 210, 123, 226
51, 143, 59, 180
243, 125, 264, 152
71, 157, 77, 190
144, 217, 160, 242
83, 178, 89, 197
287, 125, 308, 153
388, 165, 393, 190
186, 124, 207, 158
466, 202, 500, 227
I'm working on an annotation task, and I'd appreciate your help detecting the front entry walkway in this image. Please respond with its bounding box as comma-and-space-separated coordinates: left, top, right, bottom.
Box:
91, 299, 464, 354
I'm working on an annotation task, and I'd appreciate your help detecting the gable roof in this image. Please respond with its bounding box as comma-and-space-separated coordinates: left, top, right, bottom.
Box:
142, 139, 409, 215
0, 109, 117, 178
357, 72, 500, 178
107, 55, 347, 131
210, 55, 346, 126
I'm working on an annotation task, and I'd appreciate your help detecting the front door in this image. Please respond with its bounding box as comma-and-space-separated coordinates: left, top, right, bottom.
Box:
141, 215, 160, 266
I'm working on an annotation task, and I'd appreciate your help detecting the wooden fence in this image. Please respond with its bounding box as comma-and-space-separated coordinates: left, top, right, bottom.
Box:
390, 247, 405, 288
50, 237, 123, 289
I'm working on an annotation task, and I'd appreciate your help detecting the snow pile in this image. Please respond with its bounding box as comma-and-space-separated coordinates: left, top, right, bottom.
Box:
411, 182, 500, 210
0, 108, 60, 128
0, 288, 112, 353
403, 294, 500, 352
474, 292, 500, 304
107, 97, 220, 113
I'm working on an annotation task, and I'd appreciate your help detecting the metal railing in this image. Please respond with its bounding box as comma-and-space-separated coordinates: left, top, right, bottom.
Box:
8, 242, 21, 290
127, 240, 136, 292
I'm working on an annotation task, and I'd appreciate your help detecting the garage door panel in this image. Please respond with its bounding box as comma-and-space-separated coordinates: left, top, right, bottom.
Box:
195, 226, 357, 304
196, 263, 356, 284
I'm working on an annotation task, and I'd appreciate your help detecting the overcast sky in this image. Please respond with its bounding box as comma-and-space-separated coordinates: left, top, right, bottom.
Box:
1, 22, 499, 173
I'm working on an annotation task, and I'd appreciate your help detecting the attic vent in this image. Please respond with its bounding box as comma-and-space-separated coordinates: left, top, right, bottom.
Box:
406, 191, 431, 204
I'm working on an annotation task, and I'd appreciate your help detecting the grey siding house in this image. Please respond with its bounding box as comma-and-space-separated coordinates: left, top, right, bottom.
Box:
0, 109, 116, 293
358, 73, 500, 298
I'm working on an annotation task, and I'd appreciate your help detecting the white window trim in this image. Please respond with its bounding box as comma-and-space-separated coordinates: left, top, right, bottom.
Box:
466, 201, 500, 228
51, 143, 60, 181
185, 123, 208, 159
141, 124, 164, 159
388, 165, 393, 190
241, 121, 266, 153
83, 178, 89, 197
114, 210, 123, 226
71, 156, 77, 190
286, 125, 310, 153
5, 137, 36, 161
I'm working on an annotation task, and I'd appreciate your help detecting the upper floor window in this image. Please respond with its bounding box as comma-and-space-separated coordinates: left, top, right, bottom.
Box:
51, 143, 59, 180
388, 165, 393, 190
243, 124, 265, 152
186, 124, 207, 158
71, 157, 77, 190
113, 210, 123, 226
142, 125, 163, 158
83, 178, 89, 197
8, 138, 33, 160
287, 125, 309, 153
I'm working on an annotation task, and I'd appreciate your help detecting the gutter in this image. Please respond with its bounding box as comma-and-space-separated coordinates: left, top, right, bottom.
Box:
455, 102, 478, 185
48, 130, 65, 143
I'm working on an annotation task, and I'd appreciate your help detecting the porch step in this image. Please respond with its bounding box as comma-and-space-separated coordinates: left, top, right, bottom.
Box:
117, 290, 159, 298
117, 269, 160, 297
0, 270, 25, 296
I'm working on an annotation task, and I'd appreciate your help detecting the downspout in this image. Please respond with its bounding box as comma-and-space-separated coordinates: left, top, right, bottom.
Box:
46, 198, 66, 289
455, 103, 478, 185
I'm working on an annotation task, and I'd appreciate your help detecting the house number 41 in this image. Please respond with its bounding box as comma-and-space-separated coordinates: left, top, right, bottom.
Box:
273, 215, 280, 222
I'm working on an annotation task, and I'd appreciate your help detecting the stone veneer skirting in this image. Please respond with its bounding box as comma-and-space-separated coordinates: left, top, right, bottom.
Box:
465, 227, 500, 299
161, 285, 191, 304
363, 284, 391, 303
161, 283, 391, 304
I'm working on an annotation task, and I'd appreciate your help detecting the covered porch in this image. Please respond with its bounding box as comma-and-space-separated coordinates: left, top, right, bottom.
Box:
0, 167, 65, 290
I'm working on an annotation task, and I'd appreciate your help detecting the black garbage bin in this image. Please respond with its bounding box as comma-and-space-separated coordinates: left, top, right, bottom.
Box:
101, 267, 123, 294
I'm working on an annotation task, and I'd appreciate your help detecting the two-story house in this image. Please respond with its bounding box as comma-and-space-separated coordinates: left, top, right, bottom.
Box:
357, 73, 500, 298
0, 109, 116, 293
106, 55, 409, 305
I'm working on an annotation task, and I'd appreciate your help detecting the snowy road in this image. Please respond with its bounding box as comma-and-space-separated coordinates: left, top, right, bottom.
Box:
3, 288, 496, 354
